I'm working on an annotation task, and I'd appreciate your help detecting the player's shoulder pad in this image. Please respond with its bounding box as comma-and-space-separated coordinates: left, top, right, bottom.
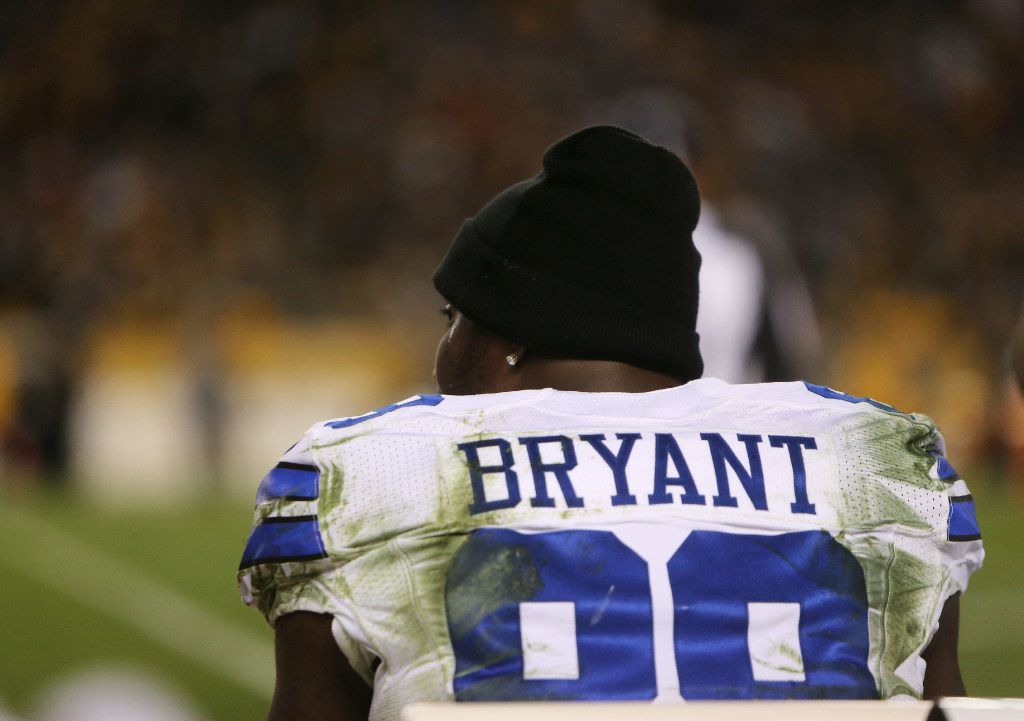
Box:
300, 393, 452, 451
252, 394, 448, 508
252, 428, 320, 506
247, 410, 344, 507
797, 381, 950, 459
800, 381, 912, 416
241, 425, 328, 572
797, 380, 947, 443
317, 393, 445, 436
795, 383, 981, 545
711, 379, 917, 419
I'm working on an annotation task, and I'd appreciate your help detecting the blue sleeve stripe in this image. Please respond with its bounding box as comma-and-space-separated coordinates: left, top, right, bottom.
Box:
927, 450, 959, 480
948, 495, 981, 541
935, 456, 959, 480
255, 462, 320, 504
326, 394, 444, 429
802, 382, 902, 414
239, 515, 328, 569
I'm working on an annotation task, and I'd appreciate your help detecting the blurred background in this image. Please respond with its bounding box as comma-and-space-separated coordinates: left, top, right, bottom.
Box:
1, 1, 1022, 719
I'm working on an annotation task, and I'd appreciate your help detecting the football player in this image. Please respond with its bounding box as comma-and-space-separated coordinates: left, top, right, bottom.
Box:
239, 127, 983, 721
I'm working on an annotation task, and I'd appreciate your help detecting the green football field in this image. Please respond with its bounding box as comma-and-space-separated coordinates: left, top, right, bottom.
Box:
0, 475, 1020, 720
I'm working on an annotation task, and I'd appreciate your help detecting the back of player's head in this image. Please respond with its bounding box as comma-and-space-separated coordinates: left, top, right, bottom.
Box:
433, 125, 703, 380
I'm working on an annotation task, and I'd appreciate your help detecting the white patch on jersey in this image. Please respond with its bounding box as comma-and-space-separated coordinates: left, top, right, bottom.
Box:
519, 601, 579, 680
747, 602, 805, 682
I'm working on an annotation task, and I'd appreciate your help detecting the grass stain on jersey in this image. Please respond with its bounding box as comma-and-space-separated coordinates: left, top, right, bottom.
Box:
437, 436, 478, 528
435, 432, 521, 529
844, 414, 947, 490
839, 484, 932, 532
779, 640, 803, 664
832, 406, 952, 699
320, 460, 377, 552
834, 413, 952, 533
445, 535, 543, 679
446, 541, 542, 638
839, 533, 944, 698
320, 459, 346, 511
313, 430, 374, 451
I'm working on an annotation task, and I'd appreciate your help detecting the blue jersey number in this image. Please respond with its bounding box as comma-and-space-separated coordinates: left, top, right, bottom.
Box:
445, 528, 876, 700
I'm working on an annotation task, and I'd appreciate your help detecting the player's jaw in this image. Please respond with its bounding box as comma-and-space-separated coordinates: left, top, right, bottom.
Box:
433, 304, 522, 396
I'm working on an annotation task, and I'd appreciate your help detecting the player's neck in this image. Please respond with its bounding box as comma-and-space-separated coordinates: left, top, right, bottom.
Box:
511, 357, 689, 393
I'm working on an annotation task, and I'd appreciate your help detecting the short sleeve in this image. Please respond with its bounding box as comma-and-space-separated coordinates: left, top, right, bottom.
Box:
236, 425, 380, 682
924, 429, 984, 598
237, 425, 330, 620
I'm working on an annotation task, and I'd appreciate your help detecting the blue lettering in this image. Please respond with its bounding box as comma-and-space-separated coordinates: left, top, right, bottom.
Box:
701, 433, 768, 511
648, 433, 706, 506
769, 435, 818, 515
459, 439, 521, 515
580, 433, 641, 506
519, 436, 585, 509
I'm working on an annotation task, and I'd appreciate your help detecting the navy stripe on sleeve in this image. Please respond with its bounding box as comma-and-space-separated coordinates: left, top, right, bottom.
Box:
239, 515, 328, 569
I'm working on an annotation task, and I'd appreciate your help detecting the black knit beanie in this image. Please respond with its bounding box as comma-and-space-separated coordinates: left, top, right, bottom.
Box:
433, 125, 703, 380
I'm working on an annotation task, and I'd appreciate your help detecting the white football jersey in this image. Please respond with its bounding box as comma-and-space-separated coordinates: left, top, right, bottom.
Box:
238, 379, 983, 721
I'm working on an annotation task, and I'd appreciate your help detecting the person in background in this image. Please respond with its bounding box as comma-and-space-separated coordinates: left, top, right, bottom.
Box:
596, 88, 822, 383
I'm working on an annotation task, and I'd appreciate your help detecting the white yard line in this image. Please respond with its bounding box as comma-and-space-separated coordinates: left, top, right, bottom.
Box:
0, 505, 274, 700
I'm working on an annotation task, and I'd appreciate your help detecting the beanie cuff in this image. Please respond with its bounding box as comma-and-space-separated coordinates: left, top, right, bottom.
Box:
433, 220, 704, 380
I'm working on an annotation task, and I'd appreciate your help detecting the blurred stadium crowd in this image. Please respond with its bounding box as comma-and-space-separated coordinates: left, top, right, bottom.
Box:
0, 0, 1022, 491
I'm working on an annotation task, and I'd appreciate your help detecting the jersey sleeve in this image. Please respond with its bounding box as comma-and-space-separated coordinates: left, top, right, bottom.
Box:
803, 381, 985, 596
863, 406, 985, 599
925, 427, 984, 598
834, 404, 984, 697
236, 424, 379, 683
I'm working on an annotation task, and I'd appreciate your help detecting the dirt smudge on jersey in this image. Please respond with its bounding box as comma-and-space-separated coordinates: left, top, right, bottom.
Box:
833, 412, 951, 533
444, 535, 543, 681
838, 532, 943, 698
